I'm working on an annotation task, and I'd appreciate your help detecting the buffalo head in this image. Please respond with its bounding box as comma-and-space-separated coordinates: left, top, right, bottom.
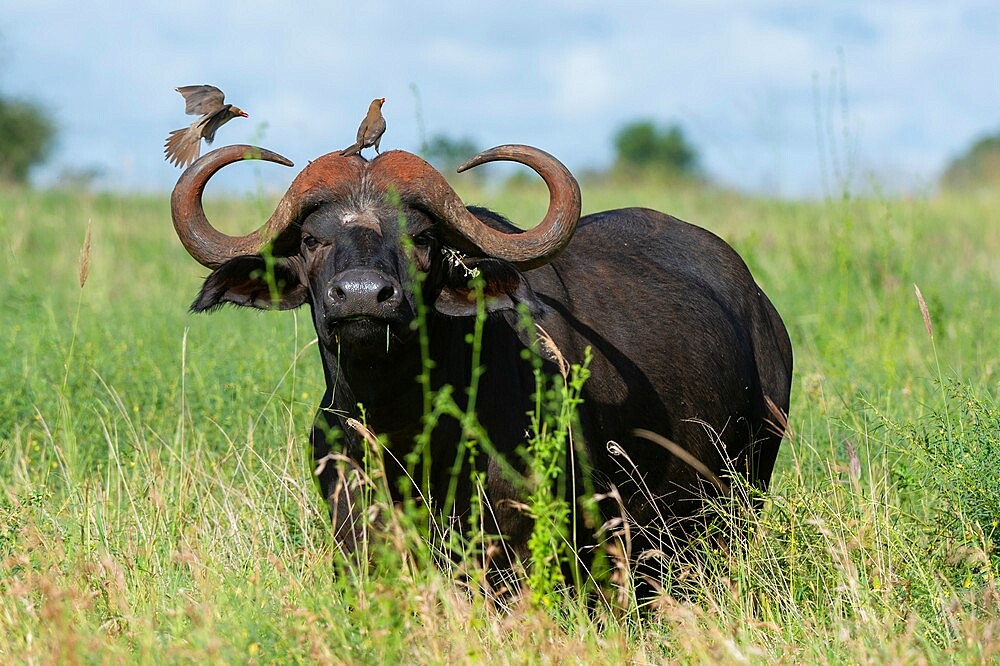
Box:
172, 144, 581, 355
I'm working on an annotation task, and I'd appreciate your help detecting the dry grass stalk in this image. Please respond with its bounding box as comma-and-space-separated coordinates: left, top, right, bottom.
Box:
764, 395, 790, 441
844, 439, 861, 481
346, 417, 380, 450
535, 323, 569, 381
633, 428, 730, 495
913, 283, 933, 339
78, 220, 92, 288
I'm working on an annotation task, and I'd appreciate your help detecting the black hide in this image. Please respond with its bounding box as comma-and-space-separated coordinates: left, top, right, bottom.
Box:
192, 200, 793, 580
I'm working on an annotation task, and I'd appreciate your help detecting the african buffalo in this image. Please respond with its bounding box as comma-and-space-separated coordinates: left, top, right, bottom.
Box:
171, 143, 792, 584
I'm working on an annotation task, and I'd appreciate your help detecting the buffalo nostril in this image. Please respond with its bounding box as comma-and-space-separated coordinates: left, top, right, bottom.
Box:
327, 270, 400, 310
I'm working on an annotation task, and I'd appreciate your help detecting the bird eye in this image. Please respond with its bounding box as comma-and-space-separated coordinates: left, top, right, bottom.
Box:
303, 234, 319, 249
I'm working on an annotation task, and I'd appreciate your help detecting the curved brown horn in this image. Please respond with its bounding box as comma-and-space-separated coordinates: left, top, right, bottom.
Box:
171, 145, 296, 268
372, 145, 581, 270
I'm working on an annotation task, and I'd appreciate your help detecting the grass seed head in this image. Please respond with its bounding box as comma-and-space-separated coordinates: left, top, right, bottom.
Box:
78, 220, 92, 288
914, 283, 933, 339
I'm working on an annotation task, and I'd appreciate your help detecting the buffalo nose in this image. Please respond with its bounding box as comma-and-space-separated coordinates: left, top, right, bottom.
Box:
326, 269, 401, 313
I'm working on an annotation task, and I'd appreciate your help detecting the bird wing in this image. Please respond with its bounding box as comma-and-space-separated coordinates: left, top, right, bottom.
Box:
198, 107, 236, 143
176, 85, 226, 116
364, 116, 386, 144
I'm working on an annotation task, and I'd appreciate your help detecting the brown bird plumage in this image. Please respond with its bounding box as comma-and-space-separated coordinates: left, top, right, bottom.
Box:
164, 85, 248, 168
340, 98, 386, 157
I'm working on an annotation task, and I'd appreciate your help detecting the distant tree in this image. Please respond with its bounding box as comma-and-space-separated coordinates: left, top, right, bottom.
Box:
422, 133, 480, 175
57, 165, 105, 191
0, 96, 57, 184
941, 131, 1000, 191
612, 120, 700, 177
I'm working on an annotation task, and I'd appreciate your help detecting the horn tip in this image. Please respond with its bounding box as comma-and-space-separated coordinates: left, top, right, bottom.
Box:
456, 156, 479, 173
457, 146, 506, 173
235, 146, 295, 168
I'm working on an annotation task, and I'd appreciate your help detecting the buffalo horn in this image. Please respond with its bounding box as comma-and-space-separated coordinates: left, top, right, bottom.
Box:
373, 144, 582, 270
171, 145, 297, 268
171, 145, 371, 268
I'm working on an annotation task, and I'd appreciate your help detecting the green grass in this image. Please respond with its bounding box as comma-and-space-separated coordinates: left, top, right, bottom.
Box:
1, 178, 998, 663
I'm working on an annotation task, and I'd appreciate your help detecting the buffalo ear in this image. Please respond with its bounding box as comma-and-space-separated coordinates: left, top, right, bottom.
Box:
191, 256, 309, 313
433, 257, 542, 318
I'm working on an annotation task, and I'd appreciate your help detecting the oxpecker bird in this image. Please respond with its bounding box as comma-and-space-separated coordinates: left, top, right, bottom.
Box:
164, 85, 248, 168
340, 98, 386, 157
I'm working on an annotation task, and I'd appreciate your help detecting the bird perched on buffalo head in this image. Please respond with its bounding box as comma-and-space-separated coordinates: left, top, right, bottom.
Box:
164, 85, 248, 168
340, 97, 386, 157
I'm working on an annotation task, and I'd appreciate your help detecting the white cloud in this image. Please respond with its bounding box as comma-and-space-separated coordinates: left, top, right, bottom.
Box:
544, 46, 618, 117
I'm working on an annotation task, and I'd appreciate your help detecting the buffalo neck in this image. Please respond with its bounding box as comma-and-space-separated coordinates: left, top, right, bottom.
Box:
316, 313, 488, 436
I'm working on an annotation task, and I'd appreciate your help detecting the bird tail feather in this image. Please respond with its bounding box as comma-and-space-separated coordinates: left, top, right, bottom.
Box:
340, 142, 362, 157
164, 128, 201, 168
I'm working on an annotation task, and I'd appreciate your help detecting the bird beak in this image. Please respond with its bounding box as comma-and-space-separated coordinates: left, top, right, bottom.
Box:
239, 110, 249, 118
380, 98, 385, 105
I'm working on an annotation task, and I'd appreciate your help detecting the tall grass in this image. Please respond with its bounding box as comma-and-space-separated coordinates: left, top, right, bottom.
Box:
1, 180, 998, 663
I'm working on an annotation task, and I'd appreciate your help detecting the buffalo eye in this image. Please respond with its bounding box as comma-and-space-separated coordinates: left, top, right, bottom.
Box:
302, 234, 319, 249
413, 231, 433, 247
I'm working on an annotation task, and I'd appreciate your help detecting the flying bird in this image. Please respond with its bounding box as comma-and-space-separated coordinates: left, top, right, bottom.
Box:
164, 85, 248, 168
340, 98, 386, 157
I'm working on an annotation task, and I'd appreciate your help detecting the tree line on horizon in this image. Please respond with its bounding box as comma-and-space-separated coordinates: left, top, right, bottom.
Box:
421, 119, 703, 184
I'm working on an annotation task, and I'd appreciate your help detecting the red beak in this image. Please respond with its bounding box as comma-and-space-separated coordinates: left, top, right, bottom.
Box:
239, 110, 249, 118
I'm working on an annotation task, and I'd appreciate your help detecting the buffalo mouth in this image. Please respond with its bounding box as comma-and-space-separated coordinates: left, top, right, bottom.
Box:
326, 315, 411, 351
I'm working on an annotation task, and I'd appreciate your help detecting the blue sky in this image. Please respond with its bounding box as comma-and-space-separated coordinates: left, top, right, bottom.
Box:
3, 1, 998, 197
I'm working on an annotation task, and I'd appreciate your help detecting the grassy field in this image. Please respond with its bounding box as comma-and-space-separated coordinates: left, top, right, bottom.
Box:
1, 173, 998, 663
